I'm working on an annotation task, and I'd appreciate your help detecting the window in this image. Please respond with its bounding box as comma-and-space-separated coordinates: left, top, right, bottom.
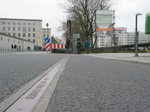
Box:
2, 22, 5, 25
13, 33, 15, 37
28, 39, 30, 41
23, 23, 26, 25
33, 33, 35, 37
8, 22, 11, 25
8, 33, 11, 35
18, 33, 20, 37
18, 27, 21, 31
33, 27, 35, 31
3, 27, 5, 31
33, 23, 35, 25
33, 39, 35, 43
13, 22, 15, 25
28, 23, 30, 25
23, 33, 26, 37
8, 39, 10, 42
1, 37, 3, 41
23, 27, 26, 32
13, 27, 15, 31
28, 27, 30, 31
28, 33, 30, 37
8, 27, 11, 31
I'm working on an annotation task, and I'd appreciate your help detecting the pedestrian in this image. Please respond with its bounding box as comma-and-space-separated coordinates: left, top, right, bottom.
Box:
11, 44, 14, 52
14, 45, 17, 49
65, 38, 70, 53
16, 46, 18, 51
85, 40, 90, 54
18, 46, 21, 52
14, 45, 17, 51
11, 44, 13, 49
75, 38, 82, 54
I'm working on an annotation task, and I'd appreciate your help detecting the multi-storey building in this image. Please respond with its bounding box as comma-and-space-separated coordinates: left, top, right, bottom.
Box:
115, 27, 127, 34
0, 18, 51, 50
95, 23, 150, 48
95, 10, 115, 48
114, 27, 149, 45
115, 31, 149, 46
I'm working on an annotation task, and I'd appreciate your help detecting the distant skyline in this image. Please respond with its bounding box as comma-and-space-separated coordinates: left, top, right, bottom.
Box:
0, 0, 150, 37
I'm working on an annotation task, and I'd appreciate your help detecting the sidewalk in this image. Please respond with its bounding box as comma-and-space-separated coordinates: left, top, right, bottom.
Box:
90, 53, 150, 65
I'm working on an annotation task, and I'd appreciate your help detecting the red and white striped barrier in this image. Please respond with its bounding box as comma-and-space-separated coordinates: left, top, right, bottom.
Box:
44, 43, 65, 50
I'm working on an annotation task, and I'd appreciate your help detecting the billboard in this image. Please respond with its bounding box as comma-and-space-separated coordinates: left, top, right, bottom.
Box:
145, 13, 150, 34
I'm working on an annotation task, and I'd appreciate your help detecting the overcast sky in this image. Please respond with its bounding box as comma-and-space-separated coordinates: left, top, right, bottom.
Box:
0, 0, 150, 37
114, 0, 150, 32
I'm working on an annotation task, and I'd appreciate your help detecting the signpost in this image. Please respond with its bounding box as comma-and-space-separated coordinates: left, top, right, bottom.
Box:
46, 23, 49, 38
46, 23, 49, 27
44, 38, 50, 43
44, 23, 51, 51
135, 13, 142, 57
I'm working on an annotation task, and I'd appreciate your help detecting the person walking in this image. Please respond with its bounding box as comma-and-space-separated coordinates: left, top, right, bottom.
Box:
85, 40, 90, 54
65, 38, 70, 53
75, 38, 82, 54
14, 44, 17, 52
11, 44, 14, 52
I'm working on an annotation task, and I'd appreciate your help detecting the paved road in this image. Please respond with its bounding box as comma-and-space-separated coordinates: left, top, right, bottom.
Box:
0, 53, 66, 102
47, 54, 150, 112
1, 53, 150, 112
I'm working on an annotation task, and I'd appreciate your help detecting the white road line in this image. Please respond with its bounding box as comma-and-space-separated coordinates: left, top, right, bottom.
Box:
5, 56, 69, 112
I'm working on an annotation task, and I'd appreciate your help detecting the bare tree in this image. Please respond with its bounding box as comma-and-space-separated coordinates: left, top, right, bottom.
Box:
61, 0, 113, 48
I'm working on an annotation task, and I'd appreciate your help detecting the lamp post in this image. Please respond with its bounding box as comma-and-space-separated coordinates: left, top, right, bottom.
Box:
46, 23, 49, 38
135, 13, 142, 57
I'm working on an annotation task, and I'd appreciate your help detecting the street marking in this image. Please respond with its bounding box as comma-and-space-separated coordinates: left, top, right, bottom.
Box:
5, 56, 69, 112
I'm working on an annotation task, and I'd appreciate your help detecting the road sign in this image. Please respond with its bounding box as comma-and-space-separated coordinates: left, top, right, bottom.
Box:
44, 37, 50, 43
46, 23, 49, 27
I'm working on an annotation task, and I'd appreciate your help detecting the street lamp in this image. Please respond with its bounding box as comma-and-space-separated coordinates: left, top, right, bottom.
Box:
135, 13, 142, 57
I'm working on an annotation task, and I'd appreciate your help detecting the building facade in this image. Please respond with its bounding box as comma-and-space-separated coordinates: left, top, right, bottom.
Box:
95, 11, 150, 48
116, 31, 150, 46
0, 33, 34, 52
0, 18, 51, 50
95, 10, 115, 48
